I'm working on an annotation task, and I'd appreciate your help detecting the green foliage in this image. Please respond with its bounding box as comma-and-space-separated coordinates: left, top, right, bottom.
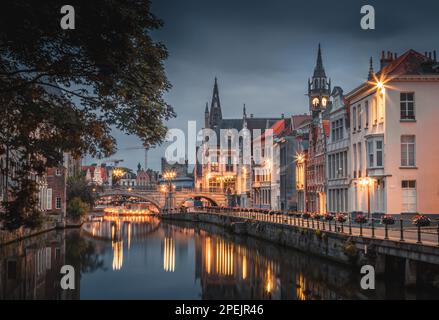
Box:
67, 175, 97, 208
0, 1, 174, 228
1, 164, 43, 231
67, 197, 89, 220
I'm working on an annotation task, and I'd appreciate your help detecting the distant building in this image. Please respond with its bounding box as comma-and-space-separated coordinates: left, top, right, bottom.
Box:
161, 157, 188, 178
120, 171, 137, 188
196, 78, 280, 207
82, 164, 108, 186
136, 163, 159, 190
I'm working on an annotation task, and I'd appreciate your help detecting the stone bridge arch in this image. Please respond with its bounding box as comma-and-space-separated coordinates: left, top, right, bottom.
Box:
174, 192, 227, 208
97, 190, 162, 210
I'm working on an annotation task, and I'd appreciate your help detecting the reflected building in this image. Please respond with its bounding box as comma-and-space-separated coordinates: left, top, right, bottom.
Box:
194, 232, 284, 299
0, 231, 71, 299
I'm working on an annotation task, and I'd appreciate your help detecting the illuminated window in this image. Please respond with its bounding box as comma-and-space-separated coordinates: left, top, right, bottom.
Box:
312, 98, 319, 107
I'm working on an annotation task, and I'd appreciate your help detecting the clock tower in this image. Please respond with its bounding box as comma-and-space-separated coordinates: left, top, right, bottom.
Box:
308, 44, 331, 118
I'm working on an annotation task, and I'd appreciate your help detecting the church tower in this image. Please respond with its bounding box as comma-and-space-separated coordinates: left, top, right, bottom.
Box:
204, 102, 209, 128
209, 77, 222, 128
308, 44, 331, 118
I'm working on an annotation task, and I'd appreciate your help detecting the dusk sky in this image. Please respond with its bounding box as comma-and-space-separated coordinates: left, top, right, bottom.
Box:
85, 0, 439, 171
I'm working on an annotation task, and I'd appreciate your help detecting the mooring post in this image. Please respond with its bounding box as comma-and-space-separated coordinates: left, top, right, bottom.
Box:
371, 218, 375, 238
400, 218, 405, 242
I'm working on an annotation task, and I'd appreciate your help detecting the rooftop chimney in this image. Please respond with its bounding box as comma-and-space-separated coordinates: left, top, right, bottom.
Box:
380, 50, 395, 70
281, 113, 284, 119
250, 113, 254, 118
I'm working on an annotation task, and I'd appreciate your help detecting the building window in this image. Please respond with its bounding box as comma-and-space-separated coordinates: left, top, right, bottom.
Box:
372, 97, 378, 124
376, 140, 383, 167
226, 156, 233, 172
401, 180, 416, 212
56, 197, 62, 209
352, 106, 357, 131
353, 144, 357, 178
367, 138, 384, 168
400, 92, 415, 120
365, 101, 369, 128
358, 142, 362, 178
331, 118, 343, 142
47, 188, 52, 210
367, 141, 374, 168
401, 135, 416, 167
55, 168, 62, 176
357, 104, 362, 130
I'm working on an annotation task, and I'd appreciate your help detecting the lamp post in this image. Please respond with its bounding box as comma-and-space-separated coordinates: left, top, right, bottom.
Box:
163, 170, 176, 209
361, 177, 372, 220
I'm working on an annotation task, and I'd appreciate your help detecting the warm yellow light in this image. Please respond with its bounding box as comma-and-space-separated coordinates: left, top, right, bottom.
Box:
322, 97, 327, 107
360, 177, 373, 186
163, 170, 176, 180
127, 187, 132, 192
112, 168, 125, 178
295, 153, 305, 164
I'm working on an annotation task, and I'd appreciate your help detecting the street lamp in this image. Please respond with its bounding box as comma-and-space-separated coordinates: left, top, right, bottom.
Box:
163, 170, 176, 209
360, 177, 373, 220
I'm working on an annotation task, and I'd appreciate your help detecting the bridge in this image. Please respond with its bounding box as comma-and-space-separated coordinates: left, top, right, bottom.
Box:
97, 188, 228, 210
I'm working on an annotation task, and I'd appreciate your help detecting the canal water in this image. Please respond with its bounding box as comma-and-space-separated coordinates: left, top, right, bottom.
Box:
1, 215, 439, 300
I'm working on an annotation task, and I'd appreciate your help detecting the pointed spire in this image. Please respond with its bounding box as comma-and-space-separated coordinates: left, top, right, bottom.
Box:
243, 103, 247, 118
313, 43, 326, 78
205, 102, 209, 113
209, 77, 222, 127
368, 56, 374, 80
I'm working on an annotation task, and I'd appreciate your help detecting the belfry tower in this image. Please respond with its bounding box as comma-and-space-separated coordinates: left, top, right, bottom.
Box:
308, 44, 331, 118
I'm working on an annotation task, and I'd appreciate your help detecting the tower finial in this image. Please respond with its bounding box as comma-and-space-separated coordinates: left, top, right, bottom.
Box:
205, 102, 209, 113
368, 56, 374, 80
243, 103, 247, 118
313, 43, 326, 78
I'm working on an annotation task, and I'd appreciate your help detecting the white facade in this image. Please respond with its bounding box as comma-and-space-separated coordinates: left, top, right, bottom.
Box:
326, 87, 350, 213
346, 51, 439, 216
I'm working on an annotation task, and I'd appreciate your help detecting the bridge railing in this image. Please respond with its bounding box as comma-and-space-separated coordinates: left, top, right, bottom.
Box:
161, 207, 439, 247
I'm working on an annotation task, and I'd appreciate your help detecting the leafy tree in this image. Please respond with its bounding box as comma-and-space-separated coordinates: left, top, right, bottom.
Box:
0, 0, 174, 228
67, 175, 98, 208
67, 197, 89, 220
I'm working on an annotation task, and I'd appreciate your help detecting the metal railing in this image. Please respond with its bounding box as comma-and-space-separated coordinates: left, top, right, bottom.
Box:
160, 208, 439, 247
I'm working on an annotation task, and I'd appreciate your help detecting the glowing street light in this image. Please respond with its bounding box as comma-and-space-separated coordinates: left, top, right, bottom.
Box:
360, 177, 374, 219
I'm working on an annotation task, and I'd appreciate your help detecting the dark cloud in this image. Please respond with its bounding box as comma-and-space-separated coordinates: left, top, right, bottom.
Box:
87, 0, 439, 171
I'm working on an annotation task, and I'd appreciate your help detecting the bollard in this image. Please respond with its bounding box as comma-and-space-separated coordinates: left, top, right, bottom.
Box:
312, 219, 315, 229
328, 220, 332, 232
371, 218, 375, 238
400, 219, 405, 242
417, 225, 422, 244
348, 217, 352, 235
334, 220, 337, 233
384, 224, 389, 240
359, 222, 363, 237
437, 220, 439, 246
341, 222, 344, 234
322, 220, 325, 231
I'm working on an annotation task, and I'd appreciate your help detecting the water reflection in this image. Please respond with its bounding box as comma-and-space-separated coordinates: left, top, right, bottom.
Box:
1, 216, 439, 299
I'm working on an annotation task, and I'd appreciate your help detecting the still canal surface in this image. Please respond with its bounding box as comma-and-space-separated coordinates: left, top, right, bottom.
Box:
1, 215, 439, 300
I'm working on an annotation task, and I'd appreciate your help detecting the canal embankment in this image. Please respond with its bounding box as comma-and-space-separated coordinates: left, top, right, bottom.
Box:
160, 212, 439, 287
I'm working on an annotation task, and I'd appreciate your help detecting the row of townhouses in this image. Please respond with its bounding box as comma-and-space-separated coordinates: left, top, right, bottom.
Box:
0, 152, 81, 219
196, 46, 439, 217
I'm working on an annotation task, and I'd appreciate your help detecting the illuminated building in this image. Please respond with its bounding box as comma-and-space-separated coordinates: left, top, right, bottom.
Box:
346, 49, 439, 216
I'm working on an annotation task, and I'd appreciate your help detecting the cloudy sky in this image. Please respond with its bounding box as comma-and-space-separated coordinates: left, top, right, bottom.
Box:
85, 0, 439, 171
